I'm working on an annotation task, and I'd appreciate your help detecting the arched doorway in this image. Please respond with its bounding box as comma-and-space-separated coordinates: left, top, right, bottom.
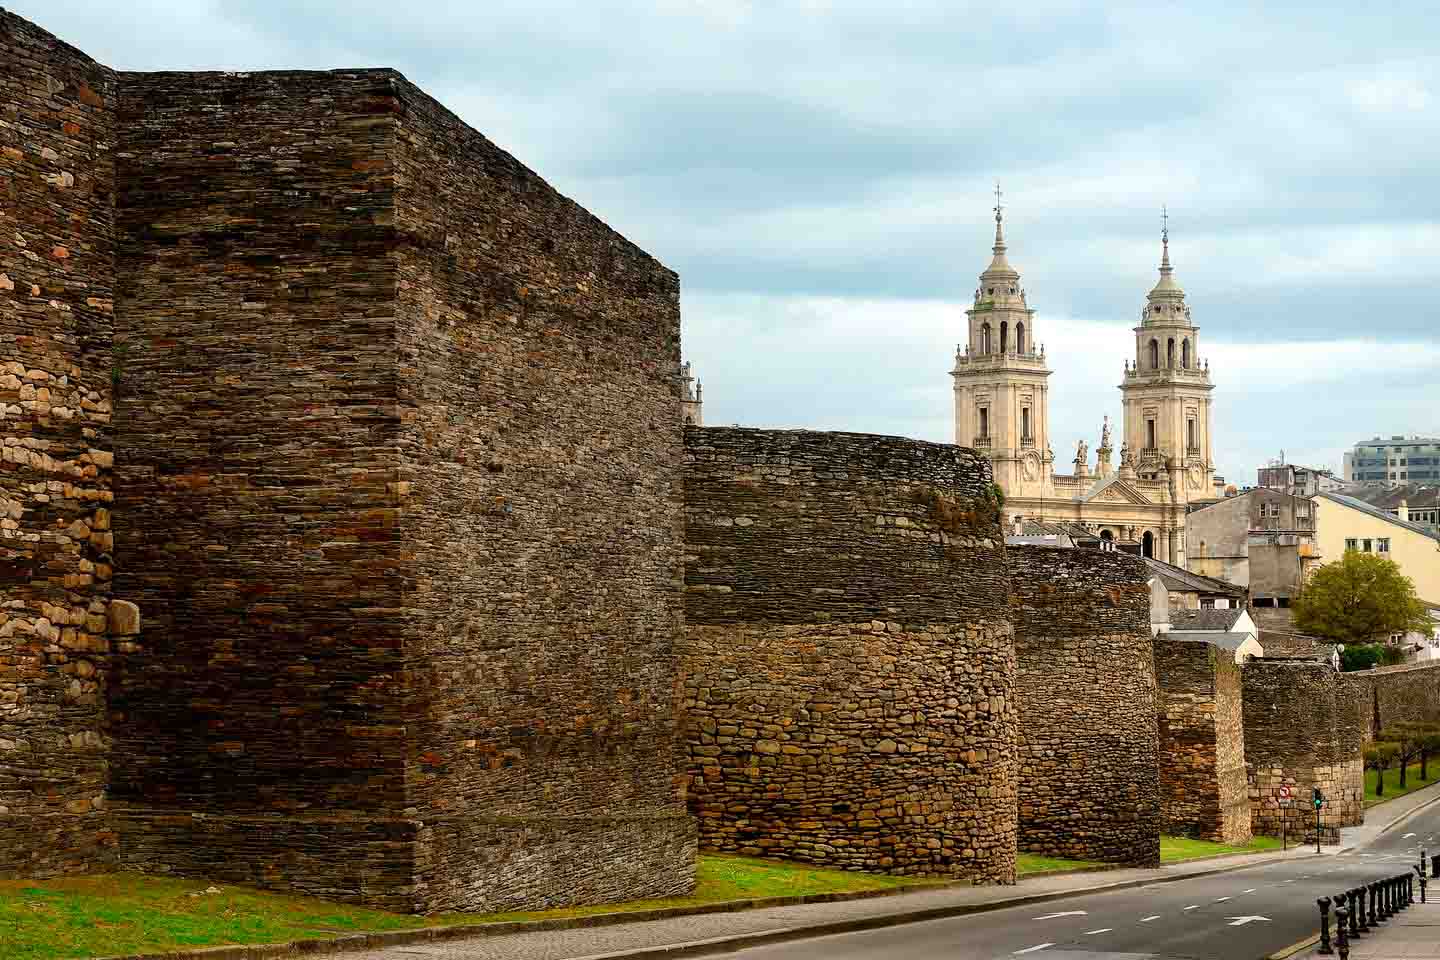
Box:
1142, 531, 1155, 559
1100, 529, 1114, 543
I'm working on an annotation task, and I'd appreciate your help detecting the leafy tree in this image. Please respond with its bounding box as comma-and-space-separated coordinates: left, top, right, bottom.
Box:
1366, 741, 1400, 796
1341, 644, 1385, 672
1420, 729, 1440, 781
1292, 551, 1430, 645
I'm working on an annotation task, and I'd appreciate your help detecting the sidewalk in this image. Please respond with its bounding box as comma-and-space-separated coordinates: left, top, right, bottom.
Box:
320, 849, 1323, 960
1303, 900, 1440, 958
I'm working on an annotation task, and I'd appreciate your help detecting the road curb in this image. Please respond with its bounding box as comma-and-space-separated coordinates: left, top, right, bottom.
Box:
93, 852, 1319, 960
1266, 931, 1320, 960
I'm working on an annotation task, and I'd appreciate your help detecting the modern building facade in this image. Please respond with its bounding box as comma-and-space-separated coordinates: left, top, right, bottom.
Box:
1185, 489, 1322, 614
1312, 492, 1440, 607
1344, 436, 1440, 485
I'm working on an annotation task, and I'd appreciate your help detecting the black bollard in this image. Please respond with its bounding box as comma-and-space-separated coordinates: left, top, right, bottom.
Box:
1317, 896, 1334, 955
1352, 887, 1366, 936
1408, 873, 1415, 907
1335, 903, 1351, 960
1370, 881, 1381, 925
1422, 872, 1429, 904
1385, 877, 1395, 918
1425, 848, 1430, 878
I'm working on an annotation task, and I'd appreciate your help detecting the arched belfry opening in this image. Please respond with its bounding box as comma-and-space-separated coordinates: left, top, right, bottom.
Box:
1000, 321, 1009, 353
1149, 339, 1159, 369
1167, 338, 1175, 368
1182, 339, 1190, 369
1016, 322, 1025, 353
1142, 531, 1155, 559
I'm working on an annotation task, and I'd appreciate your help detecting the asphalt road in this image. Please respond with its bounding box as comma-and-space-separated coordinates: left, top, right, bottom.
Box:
720, 806, 1440, 960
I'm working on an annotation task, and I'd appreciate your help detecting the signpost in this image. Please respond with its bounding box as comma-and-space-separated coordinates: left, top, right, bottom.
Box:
1315, 787, 1325, 854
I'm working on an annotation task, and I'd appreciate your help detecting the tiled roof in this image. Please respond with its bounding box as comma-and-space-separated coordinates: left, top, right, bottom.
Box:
1343, 485, 1440, 512
1170, 607, 1248, 632
1141, 557, 1246, 597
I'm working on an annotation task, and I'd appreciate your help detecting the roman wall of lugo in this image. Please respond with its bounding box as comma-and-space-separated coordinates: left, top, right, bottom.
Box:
8, 6, 1440, 913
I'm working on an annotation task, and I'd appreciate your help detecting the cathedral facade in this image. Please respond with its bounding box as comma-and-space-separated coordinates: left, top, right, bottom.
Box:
951, 199, 1217, 566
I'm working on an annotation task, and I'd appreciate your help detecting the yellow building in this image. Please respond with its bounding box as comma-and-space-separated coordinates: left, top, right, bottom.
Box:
1313, 492, 1440, 604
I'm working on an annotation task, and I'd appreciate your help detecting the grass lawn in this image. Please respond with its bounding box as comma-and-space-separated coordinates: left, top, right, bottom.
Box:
0, 855, 930, 960
1366, 762, 1440, 808
1016, 853, 1103, 875
1160, 834, 1284, 863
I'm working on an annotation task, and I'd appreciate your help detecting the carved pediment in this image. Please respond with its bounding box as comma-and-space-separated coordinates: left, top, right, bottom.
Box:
1082, 477, 1154, 506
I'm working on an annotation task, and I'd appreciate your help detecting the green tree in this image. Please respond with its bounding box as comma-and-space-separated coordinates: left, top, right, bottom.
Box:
1292, 551, 1430, 645
1420, 730, 1440, 781
1366, 741, 1400, 797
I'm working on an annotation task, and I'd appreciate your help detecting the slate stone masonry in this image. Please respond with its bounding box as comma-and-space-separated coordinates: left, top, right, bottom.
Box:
1154, 637, 1251, 844
2, 10, 694, 913
0, 10, 121, 879
682, 428, 1018, 883
1009, 546, 1161, 866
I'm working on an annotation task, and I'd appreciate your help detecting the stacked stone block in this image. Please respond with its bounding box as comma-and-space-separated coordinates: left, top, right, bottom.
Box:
0, 10, 121, 878
1243, 659, 1364, 844
1154, 637, 1250, 844
682, 428, 1017, 883
1009, 546, 1161, 865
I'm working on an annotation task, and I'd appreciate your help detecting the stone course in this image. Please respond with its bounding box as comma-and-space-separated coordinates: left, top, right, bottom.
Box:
1242, 659, 1364, 844
1009, 546, 1161, 865
1154, 637, 1250, 844
0, 10, 120, 879
681, 428, 1017, 883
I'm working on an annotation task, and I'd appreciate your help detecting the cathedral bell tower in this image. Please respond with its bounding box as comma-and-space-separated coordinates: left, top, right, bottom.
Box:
1120, 212, 1214, 506
952, 189, 1053, 499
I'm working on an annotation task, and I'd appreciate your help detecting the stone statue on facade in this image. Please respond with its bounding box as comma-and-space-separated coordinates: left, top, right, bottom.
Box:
1100, 415, 1112, 451
1075, 439, 1088, 464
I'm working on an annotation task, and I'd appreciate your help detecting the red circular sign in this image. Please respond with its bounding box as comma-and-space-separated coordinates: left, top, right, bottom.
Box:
1279, 785, 1293, 799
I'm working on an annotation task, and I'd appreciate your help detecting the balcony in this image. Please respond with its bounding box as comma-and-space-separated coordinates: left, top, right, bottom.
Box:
1187, 446, 1202, 457
1021, 436, 1035, 448
974, 436, 992, 449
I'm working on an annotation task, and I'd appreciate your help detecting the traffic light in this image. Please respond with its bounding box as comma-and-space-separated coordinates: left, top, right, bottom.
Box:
1313, 787, 1324, 809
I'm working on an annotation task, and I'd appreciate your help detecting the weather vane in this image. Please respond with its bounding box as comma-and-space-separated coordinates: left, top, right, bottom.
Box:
994, 182, 1003, 223
1161, 204, 1169, 242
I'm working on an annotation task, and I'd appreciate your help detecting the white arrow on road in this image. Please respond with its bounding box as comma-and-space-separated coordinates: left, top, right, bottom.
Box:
1033, 911, 1087, 920
1226, 916, 1272, 926
1404, 833, 1417, 839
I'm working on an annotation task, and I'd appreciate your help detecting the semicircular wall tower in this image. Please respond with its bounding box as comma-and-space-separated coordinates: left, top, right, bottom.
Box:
681, 428, 1018, 883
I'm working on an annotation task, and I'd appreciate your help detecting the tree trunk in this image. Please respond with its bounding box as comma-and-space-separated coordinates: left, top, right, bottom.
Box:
1377, 765, 1386, 796
1423, 751, 1429, 781
1401, 758, 1409, 790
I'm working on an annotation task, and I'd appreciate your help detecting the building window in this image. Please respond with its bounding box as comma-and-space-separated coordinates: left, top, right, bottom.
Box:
1363, 538, 1373, 552
1187, 418, 1197, 451
1346, 538, 1358, 551
1016, 322, 1025, 353
1149, 339, 1159, 369
1000, 321, 1009, 353
1167, 338, 1176, 368
1146, 419, 1156, 449
978, 406, 989, 440
1378, 538, 1390, 553
1021, 407, 1031, 441
1201, 598, 1215, 609
1182, 339, 1191, 368
981, 323, 992, 353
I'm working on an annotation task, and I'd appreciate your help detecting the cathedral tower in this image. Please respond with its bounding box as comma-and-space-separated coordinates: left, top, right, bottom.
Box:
1120, 215, 1214, 509
952, 190, 1053, 499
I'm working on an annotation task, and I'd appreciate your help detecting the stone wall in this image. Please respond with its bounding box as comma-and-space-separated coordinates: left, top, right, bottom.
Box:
1010, 546, 1160, 865
682, 428, 1017, 883
107, 67, 417, 907
1154, 638, 1250, 844
1347, 661, 1440, 744
1242, 659, 1365, 843
0, 11, 121, 879
389, 77, 694, 913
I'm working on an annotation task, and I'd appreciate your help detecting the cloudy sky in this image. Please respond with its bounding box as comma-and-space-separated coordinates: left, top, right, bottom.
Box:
25, 0, 1440, 483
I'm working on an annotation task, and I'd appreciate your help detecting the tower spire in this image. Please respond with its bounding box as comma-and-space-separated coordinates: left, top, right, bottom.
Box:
1160, 205, 1171, 275
993, 182, 1006, 253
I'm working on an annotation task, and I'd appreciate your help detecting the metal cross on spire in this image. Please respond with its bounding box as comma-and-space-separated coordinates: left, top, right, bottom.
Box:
994, 182, 1004, 224
1161, 204, 1169, 243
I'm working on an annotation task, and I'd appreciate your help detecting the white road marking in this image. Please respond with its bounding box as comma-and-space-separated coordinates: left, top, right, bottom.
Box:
1242, 888, 1257, 893
1084, 928, 1113, 935
1405, 833, 1417, 839
1283, 879, 1295, 883
1215, 897, 1231, 902
1226, 916, 1272, 926
1013, 945, 1052, 955
1140, 915, 1161, 922
1184, 905, 1200, 910
1033, 911, 1086, 920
